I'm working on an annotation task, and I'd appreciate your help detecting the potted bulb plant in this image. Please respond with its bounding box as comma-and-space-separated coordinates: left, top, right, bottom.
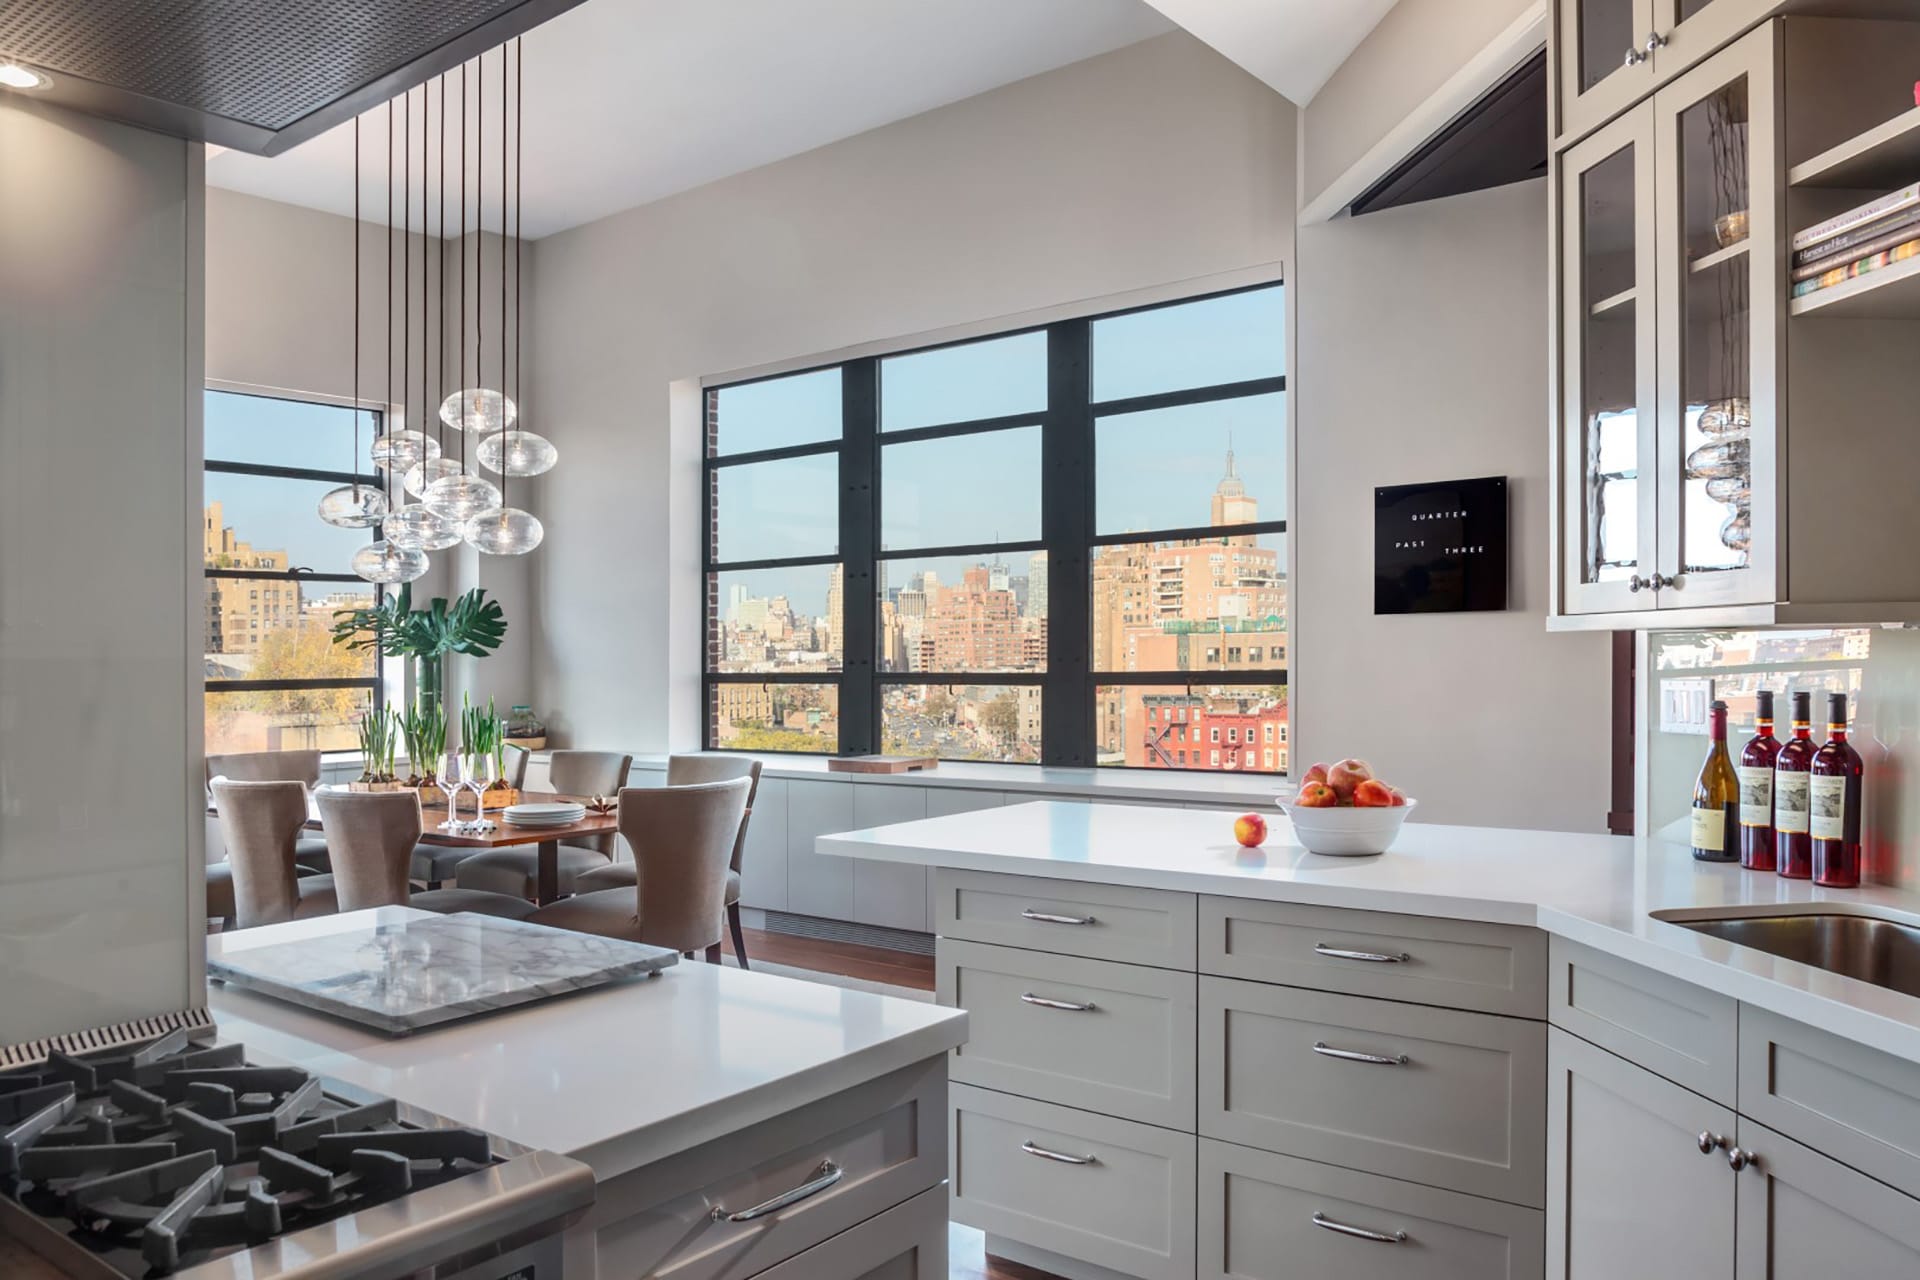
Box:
461, 693, 519, 810
352, 708, 402, 791
401, 701, 448, 801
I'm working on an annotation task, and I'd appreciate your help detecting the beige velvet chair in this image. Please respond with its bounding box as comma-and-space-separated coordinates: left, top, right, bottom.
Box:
409, 744, 534, 887
528, 777, 750, 956
211, 779, 339, 929
206, 749, 331, 872
574, 755, 762, 965
454, 750, 633, 899
314, 789, 423, 913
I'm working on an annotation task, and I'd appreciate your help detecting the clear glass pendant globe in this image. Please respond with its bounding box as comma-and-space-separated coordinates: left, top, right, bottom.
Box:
440, 387, 517, 436
422, 472, 502, 521
477, 430, 558, 477
352, 540, 431, 584
370, 430, 440, 472
317, 483, 390, 528
384, 504, 464, 551
463, 506, 544, 555
403, 456, 465, 499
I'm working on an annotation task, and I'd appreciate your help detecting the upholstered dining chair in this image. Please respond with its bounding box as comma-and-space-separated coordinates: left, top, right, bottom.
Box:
573, 755, 762, 966
409, 744, 534, 888
453, 749, 633, 900
314, 789, 423, 913
206, 749, 330, 871
210, 779, 338, 929
527, 777, 750, 956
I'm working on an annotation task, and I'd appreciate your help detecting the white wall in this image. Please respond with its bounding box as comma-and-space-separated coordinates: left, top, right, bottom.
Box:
0, 100, 202, 1041
1294, 182, 1611, 831
204, 190, 535, 715
528, 31, 1296, 751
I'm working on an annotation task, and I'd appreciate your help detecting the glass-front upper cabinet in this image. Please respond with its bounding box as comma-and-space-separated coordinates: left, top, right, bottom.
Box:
1652, 23, 1778, 610
1560, 109, 1658, 614
1558, 0, 1776, 145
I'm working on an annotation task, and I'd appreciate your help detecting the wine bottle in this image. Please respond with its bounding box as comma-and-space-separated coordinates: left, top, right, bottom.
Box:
1691, 700, 1739, 863
1774, 691, 1816, 879
1811, 691, 1864, 888
1738, 689, 1781, 871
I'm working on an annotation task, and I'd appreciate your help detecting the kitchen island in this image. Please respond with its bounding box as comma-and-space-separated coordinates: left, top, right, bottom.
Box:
820, 800, 1920, 1280
206, 919, 966, 1280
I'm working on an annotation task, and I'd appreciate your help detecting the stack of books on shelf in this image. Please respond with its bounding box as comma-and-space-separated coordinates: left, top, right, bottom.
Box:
1792, 182, 1920, 298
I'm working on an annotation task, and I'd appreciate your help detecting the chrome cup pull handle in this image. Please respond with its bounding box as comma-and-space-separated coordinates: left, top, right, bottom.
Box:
1021, 909, 1096, 926
1312, 1211, 1408, 1244
1021, 993, 1097, 1012
1313, 1041, 1411, 1066
709, 1160, 843, 1222
1313, 943, 1410, 964
1022, 1140, 1097, 1165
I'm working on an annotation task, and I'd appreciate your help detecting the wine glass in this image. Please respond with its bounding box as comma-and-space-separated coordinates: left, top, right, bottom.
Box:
465, 753, 498, 830
437, 751, 466, 829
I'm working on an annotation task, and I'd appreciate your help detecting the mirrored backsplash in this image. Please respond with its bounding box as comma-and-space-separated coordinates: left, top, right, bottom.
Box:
1647, 627, 1920, 886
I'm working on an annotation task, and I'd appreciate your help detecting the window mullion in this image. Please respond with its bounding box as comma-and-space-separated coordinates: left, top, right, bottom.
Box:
839, 359, 880, 756
1043, 320, 1094, 767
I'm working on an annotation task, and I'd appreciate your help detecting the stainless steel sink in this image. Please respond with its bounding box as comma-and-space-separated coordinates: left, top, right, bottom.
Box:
1656, 910, 1920, 998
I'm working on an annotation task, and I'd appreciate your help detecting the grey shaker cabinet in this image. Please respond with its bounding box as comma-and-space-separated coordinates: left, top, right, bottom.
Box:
737, 776, 789, 911
850, 786, 930, 932
1733, 1118, 1920, 1278
1546, 1028, 1734, 1280
785, 780, 857, 921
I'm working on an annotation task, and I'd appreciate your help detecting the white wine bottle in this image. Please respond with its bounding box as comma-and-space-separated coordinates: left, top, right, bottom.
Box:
1691, 699, 1739, 863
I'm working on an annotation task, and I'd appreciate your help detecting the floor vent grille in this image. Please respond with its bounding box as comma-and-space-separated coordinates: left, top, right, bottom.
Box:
763, 912, 934, 957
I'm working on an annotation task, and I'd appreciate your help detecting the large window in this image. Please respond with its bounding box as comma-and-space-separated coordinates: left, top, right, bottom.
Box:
704, 283, 1287, 773
203, 389, 383, 756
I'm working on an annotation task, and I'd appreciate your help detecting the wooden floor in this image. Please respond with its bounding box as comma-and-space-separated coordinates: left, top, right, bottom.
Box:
727, 927, 1059, 1280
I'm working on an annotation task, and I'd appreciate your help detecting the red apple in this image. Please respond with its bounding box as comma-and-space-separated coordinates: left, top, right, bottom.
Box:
1327, 758, 1373, 802
1293, 781, 1338, 808
1302, 762, 1330, 787
1353, 778, 1396, 807
1387, 786, 1409, 807
1233, 812, 1268, 847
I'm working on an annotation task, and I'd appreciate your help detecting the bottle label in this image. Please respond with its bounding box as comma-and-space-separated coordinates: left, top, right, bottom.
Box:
1737, 766, 1774, 827
1691, 807, 1726, 852
1775, 772, 1810, 834
1810, 775, 1847, 841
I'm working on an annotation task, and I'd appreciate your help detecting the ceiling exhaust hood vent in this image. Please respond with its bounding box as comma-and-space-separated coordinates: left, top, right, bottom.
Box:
0, 0, 585, 155
1349, 47, 1547, 217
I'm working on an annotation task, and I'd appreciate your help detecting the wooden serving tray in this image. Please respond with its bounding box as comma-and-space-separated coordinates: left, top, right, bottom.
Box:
418, 787, 522, 811
827, 754, 938, 774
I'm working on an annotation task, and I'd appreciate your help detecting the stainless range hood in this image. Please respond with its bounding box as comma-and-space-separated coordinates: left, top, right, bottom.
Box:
0, 0, 586, 155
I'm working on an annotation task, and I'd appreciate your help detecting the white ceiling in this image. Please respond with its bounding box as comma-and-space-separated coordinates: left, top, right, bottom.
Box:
1138, 0, 1399, 106
207, 0, 1175, 240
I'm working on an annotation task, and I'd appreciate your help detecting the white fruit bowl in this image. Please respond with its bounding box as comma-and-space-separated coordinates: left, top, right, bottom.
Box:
1275, 799, 1418, 857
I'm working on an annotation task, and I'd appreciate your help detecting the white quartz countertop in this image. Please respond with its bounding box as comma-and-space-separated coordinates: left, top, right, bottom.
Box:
818, 800, 1920, 1065
206, 937, 966, 1181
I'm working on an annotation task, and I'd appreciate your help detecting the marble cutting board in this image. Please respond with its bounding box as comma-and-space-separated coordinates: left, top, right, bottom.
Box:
206, 906, 679, 1034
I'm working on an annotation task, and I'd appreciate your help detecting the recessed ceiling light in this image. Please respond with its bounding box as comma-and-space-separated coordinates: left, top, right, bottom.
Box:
0, 63, 51, 90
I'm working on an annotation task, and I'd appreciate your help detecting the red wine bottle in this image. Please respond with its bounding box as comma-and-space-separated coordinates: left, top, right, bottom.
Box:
1738, 689, 1781, 871
1691, 700, 1739, 863
1774, 691, 1816, 879
1811, 691, 1864, 889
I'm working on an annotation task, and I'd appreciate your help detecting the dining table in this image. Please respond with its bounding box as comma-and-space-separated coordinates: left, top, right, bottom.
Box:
307, 788, 620, 906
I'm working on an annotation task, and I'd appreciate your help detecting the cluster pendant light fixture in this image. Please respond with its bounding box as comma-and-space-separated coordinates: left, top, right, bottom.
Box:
323, 38, 552, 582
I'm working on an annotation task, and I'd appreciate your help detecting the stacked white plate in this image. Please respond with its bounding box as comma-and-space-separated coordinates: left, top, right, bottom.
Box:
503, 801, 587, 827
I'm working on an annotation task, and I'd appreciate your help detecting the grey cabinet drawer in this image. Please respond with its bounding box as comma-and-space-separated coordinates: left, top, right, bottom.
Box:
939, 938, 1197, 1130
1199, 1137, 1545, 1280
1200, 896, 1547, 1018
593, 1063, 944, 1280
935, 869, 1196, 970
951, 1083, 1196, 1280
1200, 977, 1546, 1208
752, 1183, 949, 1280
1740, 1004, 1920, 1199
1549, 938, 1736, 1103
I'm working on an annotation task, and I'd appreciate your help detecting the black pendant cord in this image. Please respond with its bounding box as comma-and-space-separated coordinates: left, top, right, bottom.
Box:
438, 74, 448, 466
459, 61, 468, 473
474, 51, 483, 433
515, 37, 524, 446
351, 115, 360, 481
401, 87, 410, 487
385, 99, 395, 513
500, 42, 510, 513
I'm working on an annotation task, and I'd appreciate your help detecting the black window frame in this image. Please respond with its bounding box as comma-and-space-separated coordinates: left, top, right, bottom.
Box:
702, 280, 1287, 771
203, 388, 384, 743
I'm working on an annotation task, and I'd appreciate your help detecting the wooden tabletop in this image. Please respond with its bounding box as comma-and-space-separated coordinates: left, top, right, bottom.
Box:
410, 791, 620, 848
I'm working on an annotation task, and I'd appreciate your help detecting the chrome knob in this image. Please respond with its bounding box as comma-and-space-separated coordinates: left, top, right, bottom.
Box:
1696, 1131, 1726, 1155
1650, 572, 1675, 590
1624, 46, 1649, 67
1727, 1146, 1756, 1172
1644, 30, 1669, 53
1628, 573, 1647, 593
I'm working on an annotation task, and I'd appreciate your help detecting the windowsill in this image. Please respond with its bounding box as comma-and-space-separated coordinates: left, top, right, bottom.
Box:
541, 751, 1287, 808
